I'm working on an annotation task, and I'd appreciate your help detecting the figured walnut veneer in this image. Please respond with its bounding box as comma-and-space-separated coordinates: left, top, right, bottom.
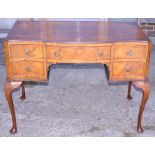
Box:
3, 20, 152, 134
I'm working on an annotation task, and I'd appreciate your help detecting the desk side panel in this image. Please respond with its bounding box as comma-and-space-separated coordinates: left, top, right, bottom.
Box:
4, 41, 12, 80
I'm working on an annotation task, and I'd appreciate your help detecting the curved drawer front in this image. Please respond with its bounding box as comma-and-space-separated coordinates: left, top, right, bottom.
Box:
113, 44, 147, 59
47, 46, 111, 62
10, 44, 44, 59
112, 61, 145, 79
11, 61, 45, 79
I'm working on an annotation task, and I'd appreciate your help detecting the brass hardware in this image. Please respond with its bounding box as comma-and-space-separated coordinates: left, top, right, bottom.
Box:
127, 50, 133, 56
24, 47, 36, 57
54, 51, 61, 57
97, 51, 104, 57
24, 67, 31, 72
125, 66, 132, 72
24, 49, 30, 56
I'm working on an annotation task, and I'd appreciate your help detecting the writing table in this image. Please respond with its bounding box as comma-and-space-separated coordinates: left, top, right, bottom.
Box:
4, 20, 152, 134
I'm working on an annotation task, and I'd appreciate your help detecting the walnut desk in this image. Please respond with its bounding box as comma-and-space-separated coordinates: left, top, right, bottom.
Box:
4, 20, 152, 134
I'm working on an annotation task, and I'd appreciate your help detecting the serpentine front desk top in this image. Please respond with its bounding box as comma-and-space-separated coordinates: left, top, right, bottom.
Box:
4, 20, 152, 134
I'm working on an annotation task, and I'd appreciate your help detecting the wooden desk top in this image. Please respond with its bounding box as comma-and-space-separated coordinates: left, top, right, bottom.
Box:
6, 20, 149, 43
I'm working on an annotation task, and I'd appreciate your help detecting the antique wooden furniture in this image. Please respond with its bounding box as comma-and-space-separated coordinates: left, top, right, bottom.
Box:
4, 20, 152, 134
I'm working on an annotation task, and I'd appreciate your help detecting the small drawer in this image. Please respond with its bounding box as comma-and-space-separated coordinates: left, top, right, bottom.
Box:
112, 61, 145, 79
10, 44, 44, 59
113, 44, 147, 59
11, 61, 45, 79
47, 46, 111, 61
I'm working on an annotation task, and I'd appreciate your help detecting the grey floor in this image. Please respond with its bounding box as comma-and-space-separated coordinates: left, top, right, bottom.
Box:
0, 39, 155, 137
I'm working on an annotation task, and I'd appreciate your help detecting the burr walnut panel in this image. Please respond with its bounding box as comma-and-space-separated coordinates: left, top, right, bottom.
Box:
113, 44, 147, 59
11, 61, 46, 80
10, 44, 44, 59
112, 61, 145, 79
47, 46, 111, 62
6, 43, 149, 81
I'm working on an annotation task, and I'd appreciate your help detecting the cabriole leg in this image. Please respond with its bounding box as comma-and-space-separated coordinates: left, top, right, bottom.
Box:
133, 80, 150, 133
4, 79, 22, 134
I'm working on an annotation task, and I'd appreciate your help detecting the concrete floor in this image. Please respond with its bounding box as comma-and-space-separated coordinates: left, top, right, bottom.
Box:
0, 39, 155, 137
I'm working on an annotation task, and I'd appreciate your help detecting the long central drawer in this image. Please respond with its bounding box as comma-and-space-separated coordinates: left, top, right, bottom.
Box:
46, 46, 111, 62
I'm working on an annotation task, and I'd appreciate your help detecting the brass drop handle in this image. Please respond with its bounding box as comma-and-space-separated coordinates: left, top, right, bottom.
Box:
24, 47, 36, 57
25, 67, 31, 72
24, 49, 30, 56
54, 51, 61, 57
127, 50, 133, 56
125, 66, 132, 72
97, 51, 104, 57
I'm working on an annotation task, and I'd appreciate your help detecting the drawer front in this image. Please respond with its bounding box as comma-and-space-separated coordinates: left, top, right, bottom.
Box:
10, 45, 44, 59
47, 46, 111, 61
112, 62, 145, 79
11, 61, 45, 79
113, 44, 147, 59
